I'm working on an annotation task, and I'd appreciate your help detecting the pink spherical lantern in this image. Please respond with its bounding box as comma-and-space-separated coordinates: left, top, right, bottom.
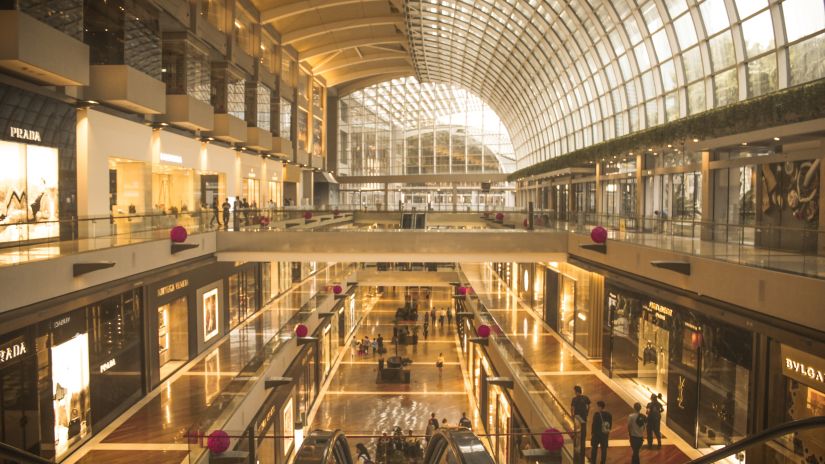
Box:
170, 226, 187, 243
333, 284, 343, 294
476, 324, 491, 338
541, 428, 564, 452
495, 212, 504, 221
457, 286, 468, 296
259, 216, 271, 226
590, 226, 608, 244
295, 324, 308, 338
303, 211, 313, 220
207, 430, 230, 455
523, 218, 529, 228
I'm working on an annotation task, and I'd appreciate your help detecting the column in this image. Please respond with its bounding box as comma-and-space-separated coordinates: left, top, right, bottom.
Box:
701, 150, 713, 241
636, 153, 644, 230
452, 184, 458, 212
595, 162, 602, 219
384, 183, 389, 211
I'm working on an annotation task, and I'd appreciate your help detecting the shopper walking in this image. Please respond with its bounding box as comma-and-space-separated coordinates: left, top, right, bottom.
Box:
590, 401, 612, 464
628, 403, 646, 464
436, 353, 445, 377
355, 443, 373, 463
458, 412, 472, 429
571, 385, 591, 448
446, 307, 453, 326
423, 320, 429, 340
210, 198, 220, 227
428, 413, 440, 431
430, 307, 436, 326
221, 198, 231, 228
646, 393, 664, 449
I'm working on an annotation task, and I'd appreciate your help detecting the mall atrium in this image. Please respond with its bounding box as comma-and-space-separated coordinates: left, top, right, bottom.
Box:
0, 0, 824, 463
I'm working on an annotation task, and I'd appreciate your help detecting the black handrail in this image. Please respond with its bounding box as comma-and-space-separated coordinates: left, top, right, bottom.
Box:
685, 416, 825, 463
294, 429, 354, 464
423, 428, 495, 464
0, 441, 52, 464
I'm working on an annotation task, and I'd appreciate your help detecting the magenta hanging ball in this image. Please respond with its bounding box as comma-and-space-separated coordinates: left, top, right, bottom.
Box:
333, 284, 343, 294
590, 226, 608, 244
495, 212, 504, 221
523, 218, 529, 228
295, 324, 308, 338
477, 324, 491, 338
207, 430, 230, 454
303, 211, 313, 220
541, 428, 564, 451
170, 226, 187, 243
457, 286, 468, 295
259, 216, 271, 226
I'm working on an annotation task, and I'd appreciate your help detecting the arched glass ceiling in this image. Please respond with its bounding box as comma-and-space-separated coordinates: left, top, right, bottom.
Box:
405, 0, 825, 169
337, 77, 516, 176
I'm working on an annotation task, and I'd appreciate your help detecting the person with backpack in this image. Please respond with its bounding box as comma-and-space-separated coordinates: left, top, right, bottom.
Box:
590, 401, 612, 464
355, 443, 373, 463
628, 402, 647, 464
646, 393, 664, 449
458, 412, 472, 429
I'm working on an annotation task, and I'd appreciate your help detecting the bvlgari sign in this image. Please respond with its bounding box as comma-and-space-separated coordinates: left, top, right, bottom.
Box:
9, 126, 42, 143
781, 344, 825, 389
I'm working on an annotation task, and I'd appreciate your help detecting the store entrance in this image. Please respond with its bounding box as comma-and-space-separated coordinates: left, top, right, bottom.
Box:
635, 314, 670, 401
157, 296, 189, 381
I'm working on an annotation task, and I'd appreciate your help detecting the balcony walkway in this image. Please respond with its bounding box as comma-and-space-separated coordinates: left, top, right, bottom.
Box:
461, 262, 702, 464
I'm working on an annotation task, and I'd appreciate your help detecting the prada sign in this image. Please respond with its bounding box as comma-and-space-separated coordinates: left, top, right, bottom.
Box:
781, 344, 825, 389
0, 337, 29, 367
9, 126, 42, 143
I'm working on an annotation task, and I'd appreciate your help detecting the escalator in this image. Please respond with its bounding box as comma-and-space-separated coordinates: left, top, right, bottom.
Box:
293, 427, 494, 464
401, 213, 414, 229
414, 213, 426, 229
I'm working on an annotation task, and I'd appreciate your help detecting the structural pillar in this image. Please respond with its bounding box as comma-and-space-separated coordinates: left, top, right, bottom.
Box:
452, 183, 458, 212
384, 183, 389, 211
636, 153, 644, 231
701, 150, 713, 241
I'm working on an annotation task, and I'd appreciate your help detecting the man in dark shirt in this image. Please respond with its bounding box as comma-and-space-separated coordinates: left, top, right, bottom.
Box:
571, 385, 591, 445
590, 401, 612, 464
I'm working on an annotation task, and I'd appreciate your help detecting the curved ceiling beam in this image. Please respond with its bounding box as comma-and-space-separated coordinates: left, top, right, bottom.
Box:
261, 0, 379, 23
336, 72, 414, 96
316, 52, 411, 74
282, 16, 404, 45
300, 34, 406, 61
325, 65, 412, 86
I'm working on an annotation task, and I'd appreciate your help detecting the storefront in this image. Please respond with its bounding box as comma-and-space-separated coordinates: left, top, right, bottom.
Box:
542, 263, 604, 358
0, 84, 77, 246
765, 343, 825, 462
0, 287, 143, 461
601, 283, 752, 448
228, 263, 259, 329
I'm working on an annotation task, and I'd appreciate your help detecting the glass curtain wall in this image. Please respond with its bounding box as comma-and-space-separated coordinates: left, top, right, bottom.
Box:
337, 77, 516, 176
405, 0, 825, 169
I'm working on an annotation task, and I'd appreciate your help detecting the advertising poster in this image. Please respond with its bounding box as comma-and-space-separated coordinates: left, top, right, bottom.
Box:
0, 141, 59, 243
203, 288, 219, 342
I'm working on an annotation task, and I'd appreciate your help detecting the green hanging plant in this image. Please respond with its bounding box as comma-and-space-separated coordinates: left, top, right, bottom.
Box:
509, 78, 825, 181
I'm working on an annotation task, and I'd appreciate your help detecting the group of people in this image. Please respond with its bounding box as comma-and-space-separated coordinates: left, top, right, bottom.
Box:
353, 412, 473, 464
571, 386, 665, 464
208, 197, 266, 228
354, 334, 385, 356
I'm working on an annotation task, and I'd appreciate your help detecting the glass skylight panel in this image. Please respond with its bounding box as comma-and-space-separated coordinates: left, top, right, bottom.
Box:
741, 11, 775, 57
783, 0, 825, 42
674, 13, 699, 48
734, 0, 767, 20
699, 0, 731, 36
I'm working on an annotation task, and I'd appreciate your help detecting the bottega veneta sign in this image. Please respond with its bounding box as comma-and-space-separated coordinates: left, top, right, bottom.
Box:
781, 344, 825, 388
9, 126, 42, 143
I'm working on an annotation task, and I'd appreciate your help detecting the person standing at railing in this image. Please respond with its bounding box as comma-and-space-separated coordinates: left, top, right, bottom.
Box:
571, 385, 591, 450
232, 198, 241, 230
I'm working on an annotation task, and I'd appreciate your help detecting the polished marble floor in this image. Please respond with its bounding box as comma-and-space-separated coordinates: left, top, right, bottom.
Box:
65, 264, 353, 464
462, 263, 700, 464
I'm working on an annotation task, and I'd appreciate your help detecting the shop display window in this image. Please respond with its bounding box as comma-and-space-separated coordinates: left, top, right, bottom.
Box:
297, 109, 308, 151
88, 290, 143, 429
0, 328, 39, 456
312, 116, 323, 157
152, 165, 194, 214
279, 98, 293, 140
50, 312, 91, 461
229, 267, 259, 328
108, 158, 148, 215
0, 141, 59, 244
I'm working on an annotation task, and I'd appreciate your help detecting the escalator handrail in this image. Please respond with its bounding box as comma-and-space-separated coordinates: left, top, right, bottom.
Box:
685, 416, 825, 464
294, 429, 353, 464
423, 428, 495, 464
0, 441, 52, 464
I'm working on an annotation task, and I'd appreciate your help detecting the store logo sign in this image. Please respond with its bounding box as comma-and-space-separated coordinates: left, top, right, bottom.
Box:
0, 339, 28, 366
644, 301, 673, 321
157, 279, 189, 297
9, 126, 42, 142
53, 316, 71, 329
99, 358, 117, 373
782, 345, 825, 388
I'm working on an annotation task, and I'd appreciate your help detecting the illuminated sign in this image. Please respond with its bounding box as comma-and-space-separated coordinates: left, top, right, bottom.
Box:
0, 338, 28, 366
9, 126, 42, 142
99, 358, 117, 373
159, 152, 183, 164
53, 316, 71, 329
257, 403, 277, 436
644, 301, 673, 321
782, 344, 825, 388
157, 279, 189, 297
